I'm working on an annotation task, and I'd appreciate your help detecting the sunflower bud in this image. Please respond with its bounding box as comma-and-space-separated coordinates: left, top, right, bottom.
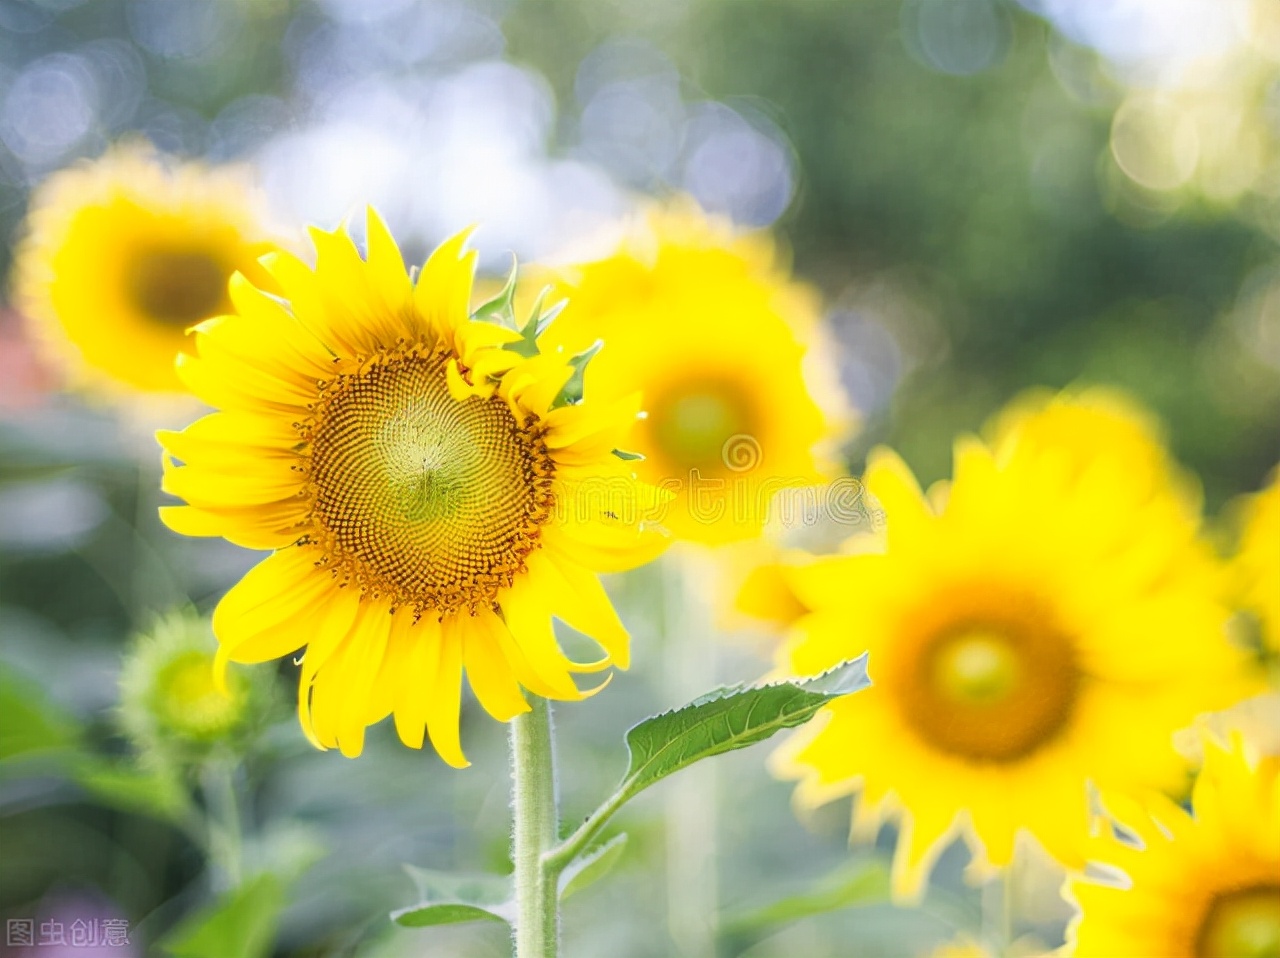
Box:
119, 610, 271, 765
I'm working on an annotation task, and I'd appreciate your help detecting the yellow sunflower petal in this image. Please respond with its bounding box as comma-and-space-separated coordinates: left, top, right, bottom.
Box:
210, 547, 324, 673
524, 549, 630, 669
461, 610, 532, 722
391, 613, 442, 750
334, 599, 394, 758
414, 227, 477, 345
425, 628, 469, 769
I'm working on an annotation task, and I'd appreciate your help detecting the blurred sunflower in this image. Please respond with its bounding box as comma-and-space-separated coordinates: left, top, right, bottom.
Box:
11, 142, 278, 395
733, 549, 814, 630
119, 609, 272, 767
157, 211, 668, 765
1228, 467, 1280, 659
534, 200, 847, 545
1067, 736, 1280, 957
771, 390, 1258, 899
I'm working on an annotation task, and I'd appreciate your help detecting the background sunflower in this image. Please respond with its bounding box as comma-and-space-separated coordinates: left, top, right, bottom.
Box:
772, 392, 1260, 899
1067, 737, 1280, 957
11, 143, 280, 396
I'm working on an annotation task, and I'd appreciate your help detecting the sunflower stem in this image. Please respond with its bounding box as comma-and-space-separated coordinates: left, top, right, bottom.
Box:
510, 695, 559, 958
201, 753, 243, 893
662, 556, 719, 957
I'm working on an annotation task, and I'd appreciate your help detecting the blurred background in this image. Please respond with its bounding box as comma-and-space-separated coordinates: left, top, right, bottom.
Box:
1, 1, 1277, 956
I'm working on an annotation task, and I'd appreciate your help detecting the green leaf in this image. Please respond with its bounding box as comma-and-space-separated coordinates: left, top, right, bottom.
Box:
0, 663, 79, 759
72, 758, 191, 824
549, 340, 603, 410
390, 866, 513, 928
392, 903, 508, 928
161, 872, 286, 958
719, 858, 890, 936
617, 655, 869, 805
558, 833, 628, 901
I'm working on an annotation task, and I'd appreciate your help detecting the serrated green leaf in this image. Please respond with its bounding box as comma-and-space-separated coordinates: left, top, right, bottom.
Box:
161, 872, 286, 958
391, 866, 513, 928
619, 655, 869, 804
558, 833, 628, 901
550, 340, 603, 410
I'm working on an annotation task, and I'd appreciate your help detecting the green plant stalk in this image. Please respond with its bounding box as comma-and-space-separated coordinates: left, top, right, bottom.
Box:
661, 558, 718, 957
511, 695, 559, 958
202, 753, 243, 892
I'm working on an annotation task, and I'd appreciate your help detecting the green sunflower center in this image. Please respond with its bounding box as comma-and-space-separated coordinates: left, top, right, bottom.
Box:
904, 619, 1080, 762
128, 246, 230, 326
931, 632, 1022, 705
151, 650, 244, 742
648, 381, 754, 472
1197, 885, 1280, 958
306, 350, 554, 614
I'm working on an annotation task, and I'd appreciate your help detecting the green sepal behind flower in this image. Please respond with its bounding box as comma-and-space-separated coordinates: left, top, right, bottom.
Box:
550, 340, 603, 410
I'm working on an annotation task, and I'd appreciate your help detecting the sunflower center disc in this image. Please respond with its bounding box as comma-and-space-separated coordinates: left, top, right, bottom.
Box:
649, 382, 751, 471
931, 632, 1022, 705
1197, 885, 1280, 958
307, 351, 554, 613
128, 246, 229, 326
905, 622, 1080, 762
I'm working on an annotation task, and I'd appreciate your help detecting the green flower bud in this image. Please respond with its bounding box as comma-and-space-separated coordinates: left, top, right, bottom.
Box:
119, 610, 272, 765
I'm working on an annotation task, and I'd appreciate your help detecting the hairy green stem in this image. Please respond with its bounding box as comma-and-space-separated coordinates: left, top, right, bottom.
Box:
544, 788, 627, 873
511, 696, 559, 958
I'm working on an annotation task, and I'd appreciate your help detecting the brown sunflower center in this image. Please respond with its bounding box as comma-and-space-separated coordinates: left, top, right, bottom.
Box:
901, 619, 1080, 762
304, 350, 554, 614
127, 246, 231, 326
1197, 885, 1280, 958
647, 380, 754, 472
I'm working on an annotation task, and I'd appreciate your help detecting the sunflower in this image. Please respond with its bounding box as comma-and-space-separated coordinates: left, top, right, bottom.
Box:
771, 389, 1258, 899
157, 211, 668, 765
1228, 467, 1280, 659
1067, 736, 1280, 958
733, 549, 814, 630
533, 199, 846, 545
11, 142, 278, 395
118, 609, 272, 766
